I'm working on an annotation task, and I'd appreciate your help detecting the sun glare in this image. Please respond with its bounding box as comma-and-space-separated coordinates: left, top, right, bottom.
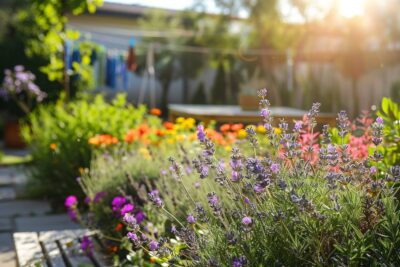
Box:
338, 0, 365, 18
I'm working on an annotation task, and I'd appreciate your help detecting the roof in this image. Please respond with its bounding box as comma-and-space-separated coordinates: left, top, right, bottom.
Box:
97, 2, 180, 18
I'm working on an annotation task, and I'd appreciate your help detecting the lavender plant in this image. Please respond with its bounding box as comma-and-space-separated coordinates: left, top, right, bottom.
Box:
134, 89, 400, 266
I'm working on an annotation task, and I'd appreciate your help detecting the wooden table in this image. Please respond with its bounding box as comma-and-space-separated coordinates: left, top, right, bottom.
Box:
168, 104, 336, 126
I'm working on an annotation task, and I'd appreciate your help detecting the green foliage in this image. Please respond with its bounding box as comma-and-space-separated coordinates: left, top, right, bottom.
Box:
21, 94, 149, 206
377, 97, 400, 167
18, 0, 103, 98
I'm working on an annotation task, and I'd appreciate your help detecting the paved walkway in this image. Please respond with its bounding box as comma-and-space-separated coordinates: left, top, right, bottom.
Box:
0, 164, 80, 267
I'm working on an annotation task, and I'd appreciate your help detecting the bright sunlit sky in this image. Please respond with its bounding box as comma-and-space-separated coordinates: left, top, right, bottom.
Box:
105, 0, 367, 21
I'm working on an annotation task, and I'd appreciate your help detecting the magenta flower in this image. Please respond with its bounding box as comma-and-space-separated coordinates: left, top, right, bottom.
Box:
64, 195, 78, 208
376, 117, 384, 124
120, 203, 134, 216
242, 216, 252, 226
112, 196, 126, 208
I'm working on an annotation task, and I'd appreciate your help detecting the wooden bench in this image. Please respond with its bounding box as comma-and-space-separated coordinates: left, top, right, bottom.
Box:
14, 229, 110, 267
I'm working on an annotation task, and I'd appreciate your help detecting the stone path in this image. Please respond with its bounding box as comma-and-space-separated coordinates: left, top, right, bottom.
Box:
0, 163, 80, 267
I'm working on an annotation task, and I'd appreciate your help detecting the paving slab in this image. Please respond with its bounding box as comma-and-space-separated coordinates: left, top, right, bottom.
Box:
0, 233, 17, 267
15, 214, 82, 232
0, 218, 13, 232
0, 167, 28, 186
0, 187, 17, 201
0, 200, 51, 218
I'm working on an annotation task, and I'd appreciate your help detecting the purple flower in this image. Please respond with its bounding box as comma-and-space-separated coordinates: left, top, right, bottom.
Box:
160, 169, 168, 176
135, 211, 146, 224
260, 108, 270, 119
14, 65, 24, 72
148, 190, 163, 208
80, 236, 93, 257
270, 163, 280, 173
84, 197, 91, 204
171, 225, 178, 234
264, 123, 271, 130
241, 216, 252, 226
187, 214, 196, 224
120, 204, 134, 216
231, 171, 239, 182
93, 192, 106, 203
64, 195, 78, 208
232, 256, 248, 267
294, 121, 302, 131
127, 232, 138, 242
197, 125, 206, 143
149, 240, 159, 251
123, 213, 137, 225
376, 117, 384, 124
200, 165, 209, 178
67, 209, 78, 221
244, 197, 250, 204
194, 182, 201, 188
208, 193, 219, 206
370, 166, 377, 175
253, 184, 265, 193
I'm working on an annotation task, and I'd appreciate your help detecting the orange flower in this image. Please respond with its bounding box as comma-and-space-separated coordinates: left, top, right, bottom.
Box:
125, 129, 138, 144
150, 256, 157, 263
50, 143, 57, 150
88, 136, 100, 146
137, 124, 150, 137
220, 124, 231, 133
114, 223, 123, 232
89, 134, 118, 146
231, 123, 244, 132
150, 108, 162, 116
155, 129, 165, 137
163, 121, 174, 130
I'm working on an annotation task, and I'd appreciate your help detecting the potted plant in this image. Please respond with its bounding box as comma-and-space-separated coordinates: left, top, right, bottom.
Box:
0, 65, 46, 148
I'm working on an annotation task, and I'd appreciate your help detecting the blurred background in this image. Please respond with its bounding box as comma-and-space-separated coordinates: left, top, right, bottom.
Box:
1, 0, 399, 117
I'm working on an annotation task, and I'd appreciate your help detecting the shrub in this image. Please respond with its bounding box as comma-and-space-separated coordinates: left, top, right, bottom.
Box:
22, 94, 155, 206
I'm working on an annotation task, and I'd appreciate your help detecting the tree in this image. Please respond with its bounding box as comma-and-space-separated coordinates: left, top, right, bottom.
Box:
18, 0, 103, 101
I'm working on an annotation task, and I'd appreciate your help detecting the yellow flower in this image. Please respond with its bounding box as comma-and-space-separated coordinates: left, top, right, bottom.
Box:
256, 125, 266, 134
225, 145, 232, 152
139, 147, 151, 160
167, 138, 175, 144
274, 127, 282, 135
237, 129, 247, 139
176, 134, 185, 141
176, 117, 185, 124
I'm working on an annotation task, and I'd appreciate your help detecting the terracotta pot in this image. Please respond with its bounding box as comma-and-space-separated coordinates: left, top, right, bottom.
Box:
4, 120, 25, 148
239, 95, 259, 111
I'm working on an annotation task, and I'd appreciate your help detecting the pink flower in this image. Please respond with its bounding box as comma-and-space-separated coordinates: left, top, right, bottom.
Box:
64, 195, 78, 208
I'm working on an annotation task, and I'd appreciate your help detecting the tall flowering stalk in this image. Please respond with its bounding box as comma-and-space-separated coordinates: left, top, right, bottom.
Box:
0, 66, 46, 114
